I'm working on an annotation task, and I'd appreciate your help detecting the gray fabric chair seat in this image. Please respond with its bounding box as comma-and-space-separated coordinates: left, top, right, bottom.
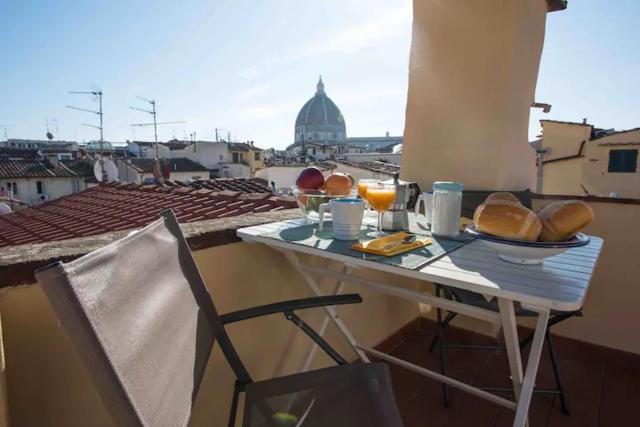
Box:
244, 363, 403, 427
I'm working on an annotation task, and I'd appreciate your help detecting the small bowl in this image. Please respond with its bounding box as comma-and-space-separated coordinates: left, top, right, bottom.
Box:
465, 224, 590, 265
292, 186, 356, 220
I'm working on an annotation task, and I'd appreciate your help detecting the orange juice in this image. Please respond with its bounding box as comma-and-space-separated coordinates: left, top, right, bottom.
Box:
366, 187, 396, 212
357, 182, 370, 199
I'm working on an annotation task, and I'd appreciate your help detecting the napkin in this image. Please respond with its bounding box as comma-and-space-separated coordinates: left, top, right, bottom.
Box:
352, 232, 432, 257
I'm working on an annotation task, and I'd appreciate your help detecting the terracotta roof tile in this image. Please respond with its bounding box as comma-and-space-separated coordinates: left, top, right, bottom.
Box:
0, 180, 296, 248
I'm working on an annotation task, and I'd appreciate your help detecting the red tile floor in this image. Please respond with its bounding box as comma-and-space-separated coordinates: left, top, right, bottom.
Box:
384, 319, 640, 427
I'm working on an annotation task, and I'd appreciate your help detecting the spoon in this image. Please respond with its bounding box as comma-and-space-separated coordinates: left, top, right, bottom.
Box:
382, 234, 417, 251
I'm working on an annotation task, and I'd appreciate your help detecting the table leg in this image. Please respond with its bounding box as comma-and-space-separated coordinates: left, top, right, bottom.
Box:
299, 264, 351, 372
283, 251, 370, 362
513, 308, 549, 427
498, 298, 550, 427
498, 299, 524, 403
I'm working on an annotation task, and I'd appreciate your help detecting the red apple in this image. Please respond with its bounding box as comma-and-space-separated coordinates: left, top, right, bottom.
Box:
296, 167, 325, 190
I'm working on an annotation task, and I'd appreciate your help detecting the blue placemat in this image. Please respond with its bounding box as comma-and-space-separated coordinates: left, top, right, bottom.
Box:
262, 218, 474, 270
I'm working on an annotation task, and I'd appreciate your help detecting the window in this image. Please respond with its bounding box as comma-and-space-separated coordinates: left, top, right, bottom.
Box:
219, 155, 224, 161
608, 149, 638, 173
36, 181, 43, 194
254, 152, 260, 161
7, 182, 17, 195
232, 152, 241, 163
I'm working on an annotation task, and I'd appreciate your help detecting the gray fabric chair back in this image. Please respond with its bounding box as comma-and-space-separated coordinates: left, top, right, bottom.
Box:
35, 211, 245, 427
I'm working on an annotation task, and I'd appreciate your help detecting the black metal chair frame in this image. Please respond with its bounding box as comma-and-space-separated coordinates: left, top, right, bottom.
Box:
425, 189, 579, 415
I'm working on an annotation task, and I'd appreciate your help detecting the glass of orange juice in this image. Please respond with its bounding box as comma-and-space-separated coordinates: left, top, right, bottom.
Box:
365, 183, 396, 237
357, 179, 378, 217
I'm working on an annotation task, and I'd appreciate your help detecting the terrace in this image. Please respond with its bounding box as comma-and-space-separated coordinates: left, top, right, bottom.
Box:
1, 1, 639, 427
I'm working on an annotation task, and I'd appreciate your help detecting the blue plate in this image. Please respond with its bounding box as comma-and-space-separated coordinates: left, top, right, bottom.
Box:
465, 224, 590, 248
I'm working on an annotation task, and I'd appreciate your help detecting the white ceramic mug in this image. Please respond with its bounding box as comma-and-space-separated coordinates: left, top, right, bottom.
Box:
414, 192, 433, 226
318, 198, 365, 240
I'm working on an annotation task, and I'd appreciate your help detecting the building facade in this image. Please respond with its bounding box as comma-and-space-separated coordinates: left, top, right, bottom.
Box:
534, 119, 640, 198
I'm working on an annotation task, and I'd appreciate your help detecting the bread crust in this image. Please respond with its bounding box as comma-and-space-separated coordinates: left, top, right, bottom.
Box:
485, 192, 521, 205
474, 201, 542, 241
538, 200, 594, 242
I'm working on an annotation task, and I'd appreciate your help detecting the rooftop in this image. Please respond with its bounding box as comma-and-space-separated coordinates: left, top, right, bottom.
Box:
0, 160, 78, 179
166, 177, 272, 193
127, 157, 208, 173
336, 159, 400, 175
0, 147, 40, 160
228, 141, 264, 151
0, 181, 296, 248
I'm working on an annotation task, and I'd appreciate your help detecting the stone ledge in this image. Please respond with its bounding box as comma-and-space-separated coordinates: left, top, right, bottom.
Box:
0, 209, 303, 289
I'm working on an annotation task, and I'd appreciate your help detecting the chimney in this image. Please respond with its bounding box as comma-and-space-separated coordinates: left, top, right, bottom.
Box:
582, 118, 588, 124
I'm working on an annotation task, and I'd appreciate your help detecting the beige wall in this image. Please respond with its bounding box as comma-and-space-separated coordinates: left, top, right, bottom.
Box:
401, 0, 544, 191
0, 242, 420, 426
541, 158, 585, 196
539, 121, 592, 160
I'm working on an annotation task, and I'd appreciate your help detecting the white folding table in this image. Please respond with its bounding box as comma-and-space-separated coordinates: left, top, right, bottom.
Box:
237, 217, 603, 427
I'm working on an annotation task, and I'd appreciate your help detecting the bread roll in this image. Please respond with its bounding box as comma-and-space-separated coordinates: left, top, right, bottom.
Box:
485, 192, 521, 205
538, 200, 594, 242
473, 201, 542, 241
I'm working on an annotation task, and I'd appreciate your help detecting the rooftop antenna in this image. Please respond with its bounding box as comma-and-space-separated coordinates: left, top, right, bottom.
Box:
45, 116, 54, 141
67, 89, 104, 179
130, 96, 185, 159
52, 119, 60, 140
0, 124, 11, 141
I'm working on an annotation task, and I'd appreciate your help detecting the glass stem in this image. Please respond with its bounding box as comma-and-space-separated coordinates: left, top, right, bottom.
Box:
378, 211, 382, 233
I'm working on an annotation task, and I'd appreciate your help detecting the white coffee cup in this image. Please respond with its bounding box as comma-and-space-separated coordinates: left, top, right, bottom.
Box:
415, 192, 433, 226
318, 198, 365, 240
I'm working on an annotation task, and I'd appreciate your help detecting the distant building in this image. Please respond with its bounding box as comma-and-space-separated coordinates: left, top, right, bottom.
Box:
224, 142, 264, 178
345, 133, 403, 152
116, 157, 209, 183
533, 119, 640, 198
294, 76, 346, 147
0, 159, 89, 205
285, 77, 402, 161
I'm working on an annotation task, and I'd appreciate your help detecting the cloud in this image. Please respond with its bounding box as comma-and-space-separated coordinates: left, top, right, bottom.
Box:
284, 3, 411, 60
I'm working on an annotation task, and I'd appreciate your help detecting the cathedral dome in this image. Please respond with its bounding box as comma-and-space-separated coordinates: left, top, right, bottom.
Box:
294, 76, 346, 145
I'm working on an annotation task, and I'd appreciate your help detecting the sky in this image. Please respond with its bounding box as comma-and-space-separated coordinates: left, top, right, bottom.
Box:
0, 0, 638, 149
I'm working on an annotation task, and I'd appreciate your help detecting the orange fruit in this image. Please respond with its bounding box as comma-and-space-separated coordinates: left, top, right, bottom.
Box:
323, 173, 353, 196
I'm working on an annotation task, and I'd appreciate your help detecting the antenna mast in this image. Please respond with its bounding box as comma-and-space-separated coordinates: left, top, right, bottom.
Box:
130, 96, 185, 159
67, 90, 104, 179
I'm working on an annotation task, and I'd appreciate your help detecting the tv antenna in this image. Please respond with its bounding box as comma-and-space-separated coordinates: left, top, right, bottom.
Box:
44, 116, 59, 140
67, 89, 105, 179
130, 96, 185, 159
0, 124, 10, 141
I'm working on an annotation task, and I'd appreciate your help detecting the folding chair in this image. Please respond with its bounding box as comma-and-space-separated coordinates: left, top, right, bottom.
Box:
428, 190, 578, 414
36, 209, 404, 427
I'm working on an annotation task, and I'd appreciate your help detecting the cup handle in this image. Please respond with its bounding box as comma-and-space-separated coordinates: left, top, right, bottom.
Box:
415, 195, 424, 217
318, 203, 330, 231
